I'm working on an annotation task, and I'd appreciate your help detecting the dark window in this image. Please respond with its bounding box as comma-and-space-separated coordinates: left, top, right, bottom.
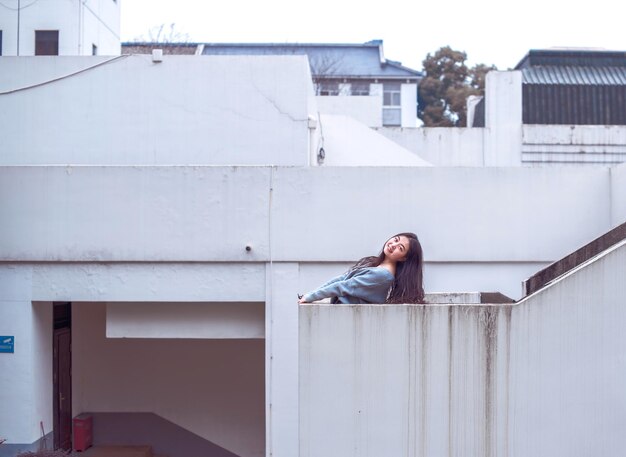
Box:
351, 81, 370, 96
35, 30, 59, 56
0, 30, 3, 56
318, 81, 339, 96
92, 44, 98, 55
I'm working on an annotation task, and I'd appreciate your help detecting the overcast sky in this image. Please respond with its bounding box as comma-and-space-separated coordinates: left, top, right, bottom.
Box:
120, 0, 624, 71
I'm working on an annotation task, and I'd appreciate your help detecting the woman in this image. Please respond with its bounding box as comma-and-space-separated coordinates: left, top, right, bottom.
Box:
298, 232, 424, 304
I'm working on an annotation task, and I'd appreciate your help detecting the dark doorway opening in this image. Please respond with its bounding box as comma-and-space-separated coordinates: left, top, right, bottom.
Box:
53, 302, 72, 451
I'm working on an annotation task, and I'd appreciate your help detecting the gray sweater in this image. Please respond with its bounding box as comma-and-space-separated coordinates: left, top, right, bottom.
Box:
303, 267, 394, 304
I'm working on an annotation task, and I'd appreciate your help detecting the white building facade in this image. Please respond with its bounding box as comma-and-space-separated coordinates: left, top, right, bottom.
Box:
0, 0, 120, 56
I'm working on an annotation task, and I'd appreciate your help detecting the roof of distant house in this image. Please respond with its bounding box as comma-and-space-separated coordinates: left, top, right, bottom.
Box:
121, 40, 423, 80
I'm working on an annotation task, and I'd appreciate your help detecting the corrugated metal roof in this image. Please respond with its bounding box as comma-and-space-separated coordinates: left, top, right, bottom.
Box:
515, 49, 626, 69
200, 43, 423, 79
522, 66, 626, 85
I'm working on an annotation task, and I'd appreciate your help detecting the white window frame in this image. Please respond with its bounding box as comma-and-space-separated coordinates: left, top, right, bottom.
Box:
383, 82, 402, 126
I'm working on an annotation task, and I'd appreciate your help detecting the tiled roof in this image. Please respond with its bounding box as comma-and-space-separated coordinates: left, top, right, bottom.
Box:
200, 41, 423, 79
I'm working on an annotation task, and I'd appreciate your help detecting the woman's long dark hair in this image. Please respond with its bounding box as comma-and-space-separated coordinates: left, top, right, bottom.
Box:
351, 232, 425, 304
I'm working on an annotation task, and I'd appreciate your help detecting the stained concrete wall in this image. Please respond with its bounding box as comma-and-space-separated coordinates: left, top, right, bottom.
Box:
300, 239, 626, 456
73, 302, 265, 457
522, 125, 626, 165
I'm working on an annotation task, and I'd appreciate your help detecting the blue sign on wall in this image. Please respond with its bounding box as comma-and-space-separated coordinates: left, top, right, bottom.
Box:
0, 336, 14, 353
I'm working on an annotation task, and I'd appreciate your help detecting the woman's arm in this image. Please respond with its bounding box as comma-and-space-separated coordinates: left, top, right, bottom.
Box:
300, 269, 391, 303
299, 272, 347, 303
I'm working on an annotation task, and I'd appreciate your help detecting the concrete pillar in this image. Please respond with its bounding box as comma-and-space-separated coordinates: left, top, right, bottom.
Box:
401, 83, 418, 128
0, 266, 53, 451
485, 71, 523, 166
265, 262, 299, 457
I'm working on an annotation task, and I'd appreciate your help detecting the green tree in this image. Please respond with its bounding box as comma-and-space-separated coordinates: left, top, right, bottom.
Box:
418, 46, 496, 127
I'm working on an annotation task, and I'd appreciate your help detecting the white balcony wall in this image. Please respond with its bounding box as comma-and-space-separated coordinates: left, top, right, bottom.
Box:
300, 239, 626, 456
315, 95, 382, 127
0, 55, 314, 166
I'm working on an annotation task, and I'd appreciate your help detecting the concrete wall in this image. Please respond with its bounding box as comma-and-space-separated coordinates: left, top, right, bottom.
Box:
0, 55, 314, 166
315, 95, 382, 127
0, 261, 54, 446
2, 163, 620, 451
73, 302, 265, 457
0, 166, 616, 296
0, 262, 268, 449
0, 0, 120, 56
611, 162, 626, 225
300, 239, 626, 456
319, 115, 431, 166
374, 72, 522, 166
0, 300, 46, 444
522, 125, 626, 165
375, 127, 486, 166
